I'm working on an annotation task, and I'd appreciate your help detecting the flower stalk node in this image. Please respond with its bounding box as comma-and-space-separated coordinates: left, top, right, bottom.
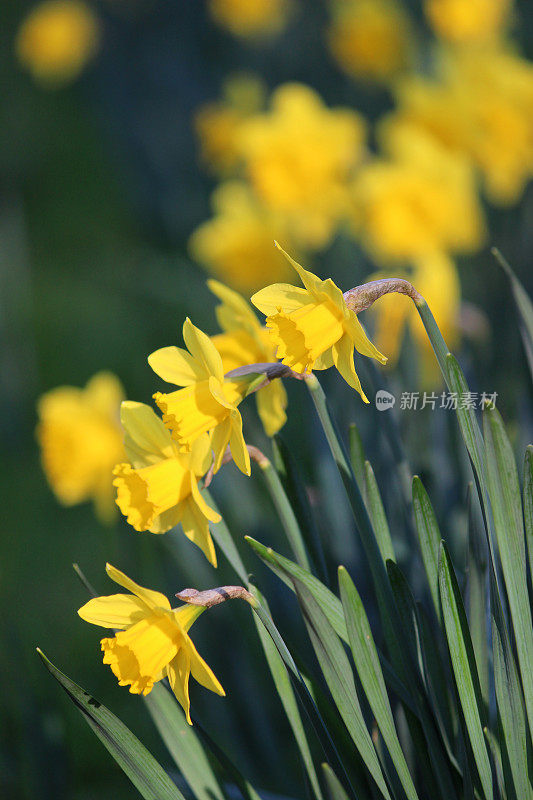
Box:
343, 278, 423, 313
176, 586, 257, 608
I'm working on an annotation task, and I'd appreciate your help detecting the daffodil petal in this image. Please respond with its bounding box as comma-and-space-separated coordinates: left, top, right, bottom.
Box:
189, 473, 221, 524
211, 417, 232, 472
120, 401, 174, 468
229, 412, 251, 476
78, 594, 149, 629
105, 563, 171, 610
344, 312, 388, 363
208, 279, 261, 336
313, 348, 335, 370
274, 242, 323, 296
251, 283, 309, 317
167, 650, 192, 724
148, 346, 205, 386
180, 498, 218, 566
255, 380, 287, 437
173, 605, 205, 633
332, 336, 369, 402
183, 319, 224, 382
188, 638, 225, 697
85, 371, 125, 416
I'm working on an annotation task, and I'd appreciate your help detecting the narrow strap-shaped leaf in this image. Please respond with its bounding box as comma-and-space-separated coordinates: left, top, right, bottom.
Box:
294, 582, 393, 800
37, 650, 187, 800
348, 423, 367, 505
251, 585, 324, 800
438, 543, 493, 800
273, 436, 328, 583
203, 489, 249, 583
192, 720, 263, 800
483, 406, 533, 744
322, 763, 351, 800
493, 247, 533, 381
412, 476, 442, 623
145, 684, 226, 800
466, 484, 489, 707
256, 453, 311, 571
305, 376, 406, 682
339, 567, 419, 800
490, 578, 531, 800
525, 446, 533, 589
250, 593, 356, 799
364, 461, 395, 563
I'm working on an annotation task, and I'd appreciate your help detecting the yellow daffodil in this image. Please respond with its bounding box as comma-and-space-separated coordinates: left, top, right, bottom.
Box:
112, 401, 220, 565
353, 126, 485, 262
16, 0, 99, 85
237, 83, 367, 248
208, 279, 288, 436
424, 0, 511, 45
36, 371, 125, 523
78, 563, 225, 724
208, 0, 291, 39
189, 182, 294, 292
371, 251, 461, 385
150, 318, 251, 476
194, 74, 265, 176
328, 0, 413, 83
251, 244, 387, 401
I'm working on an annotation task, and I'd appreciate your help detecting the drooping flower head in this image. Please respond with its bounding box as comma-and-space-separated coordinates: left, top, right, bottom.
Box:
36, 371, 125, 523
16, 0, 99, 85
113, 401, 221, 565
251, 244, 387, 402
78, 563, 225, 724
209, 279, 288, 436
150, 318, 252, 476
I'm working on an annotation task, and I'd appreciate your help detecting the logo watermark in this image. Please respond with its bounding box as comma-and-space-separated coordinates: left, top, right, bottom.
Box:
374, 390, 497, 411
375, 390, 396, 410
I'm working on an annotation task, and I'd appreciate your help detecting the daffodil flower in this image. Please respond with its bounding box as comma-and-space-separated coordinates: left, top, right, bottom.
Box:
113, 401, 221, 565
36, 371, 125, 523
150, 318, 251, 476
208, 279, 288, 437
78, 563, 225, 724
251, 244, 387, 402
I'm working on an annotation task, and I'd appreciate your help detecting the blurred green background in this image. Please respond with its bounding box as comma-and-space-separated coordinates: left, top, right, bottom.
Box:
2, 1, 532, 798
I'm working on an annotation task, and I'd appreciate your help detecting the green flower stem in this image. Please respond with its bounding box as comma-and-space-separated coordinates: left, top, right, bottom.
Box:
256, 457, 312, 571
414, 298, 451, 383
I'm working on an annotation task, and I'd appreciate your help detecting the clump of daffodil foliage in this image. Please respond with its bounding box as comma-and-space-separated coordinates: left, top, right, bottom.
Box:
37, 246, 533, 800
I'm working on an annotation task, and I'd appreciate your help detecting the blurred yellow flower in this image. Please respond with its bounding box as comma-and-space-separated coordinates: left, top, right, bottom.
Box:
209, 279, 288, 437
371, 251, 461, 384
237, 83, 367, 248
150, 318, 251, 476
194, 75, 265, 176
189, 182, 294, 293
36, 371, 124, 523
353, 126, 485, 262
16, 0, 99, 85
384, 51, 533, 206
78, 563, 225, 723
424, 0, 511, 45
328, 0, 413, 82
252, 244, 386, 401
113, 401, 221, 565
208, 0, 291, 38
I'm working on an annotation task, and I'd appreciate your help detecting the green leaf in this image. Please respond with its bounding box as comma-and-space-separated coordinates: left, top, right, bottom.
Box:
523, 446, 533, 599
257, 453, 311, 571
203, 489, 249, 584
412, 476, 442, 623
493, 247, 533, 381
338, 567, 419, 800
294, 582, 392, 800
322, 763, 351, 800
438, 543, 493, 800
272, 435, 328, 583
466, 484, 489, 707
250, 585, 324, 800
348, 423, 367, 505
364, 461, 395, 563
490, 579, 531, 800
144, 684, 225, 800
37, 649, 187, 800
483, 406, 533, 744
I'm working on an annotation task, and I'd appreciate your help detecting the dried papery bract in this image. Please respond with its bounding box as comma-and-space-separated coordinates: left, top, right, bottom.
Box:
176, 586, 258, 608
343, 277, 423, 314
